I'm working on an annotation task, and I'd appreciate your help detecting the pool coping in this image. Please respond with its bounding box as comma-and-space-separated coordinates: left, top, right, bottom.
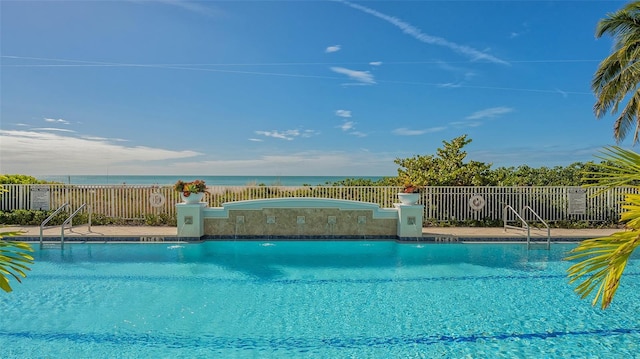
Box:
7, 225, 621, 243
17, 236, 597, 244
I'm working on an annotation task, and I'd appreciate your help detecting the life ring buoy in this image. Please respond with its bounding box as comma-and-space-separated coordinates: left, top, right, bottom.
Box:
149, 192, 166, 208
469, 195, 485, 211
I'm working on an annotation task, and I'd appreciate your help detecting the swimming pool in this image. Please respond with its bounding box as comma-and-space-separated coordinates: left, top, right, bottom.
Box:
1, 241, 639, 358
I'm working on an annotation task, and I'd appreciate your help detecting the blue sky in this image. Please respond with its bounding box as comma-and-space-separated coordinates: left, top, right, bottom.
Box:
0, 0, 630, 176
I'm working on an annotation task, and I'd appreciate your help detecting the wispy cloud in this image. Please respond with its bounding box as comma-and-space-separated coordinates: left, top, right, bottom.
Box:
436, 61, 476, 81
509, 22, 530, 40
330, 67, 375, 84
349, 131, 367, 138
82, 135, 128, 142
438, 82, 462, 88
392, 127, 446, 136
44, 118, 70, 125
369, 61, 382, 66
248, 138, 263, 142
301, 129, 319, 138
255, 130, 299, 140
465, 107, 513, 120
325, 45, 341, 53
339, 121, 355, 131
338, 0, 509, 65
555, 88, 568, 98
451, 107, 512, 128
31, 127, 76, 133
335, 110, 352, 118
254, 129, 318, 141
334, 110, 366, 136
0, 130, 201, 174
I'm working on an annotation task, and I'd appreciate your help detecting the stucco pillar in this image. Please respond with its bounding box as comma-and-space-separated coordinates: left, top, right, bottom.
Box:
394, 204, 424, 239
176, 202, 206, 239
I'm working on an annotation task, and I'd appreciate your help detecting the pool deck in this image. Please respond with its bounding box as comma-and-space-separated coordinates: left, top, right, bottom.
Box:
4, 225, 622, 242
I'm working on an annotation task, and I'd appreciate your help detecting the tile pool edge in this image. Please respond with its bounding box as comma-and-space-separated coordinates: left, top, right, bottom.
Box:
15, 235, 590, 243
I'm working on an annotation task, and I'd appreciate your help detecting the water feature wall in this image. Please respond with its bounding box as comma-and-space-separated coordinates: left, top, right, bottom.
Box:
176, 197, 422, 240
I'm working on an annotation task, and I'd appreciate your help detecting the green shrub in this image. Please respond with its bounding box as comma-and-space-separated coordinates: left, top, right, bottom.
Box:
0, 210, 67, 226
0, 209, 176, 227
0, 174, 51, 184
144, 213, 176, 226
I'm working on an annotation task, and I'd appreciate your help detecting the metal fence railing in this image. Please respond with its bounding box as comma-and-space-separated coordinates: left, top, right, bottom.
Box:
0, 184, 634, 224
424, 186, 632, 224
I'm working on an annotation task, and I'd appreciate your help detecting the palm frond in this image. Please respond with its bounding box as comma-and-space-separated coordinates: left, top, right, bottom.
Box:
621, 193, 640, 227
0, 241, 34, 292
617, 88, 640, 142
571, 140, 640, 308
593, 2, 640, 143
582, 146, 640, 191
596, 3, 640, 40
566, 231, 640, 309
0, 231, 34, 293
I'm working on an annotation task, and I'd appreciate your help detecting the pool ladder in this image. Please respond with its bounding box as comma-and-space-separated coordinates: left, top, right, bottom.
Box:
503, 205, 550, 250
40, 203, 89, 248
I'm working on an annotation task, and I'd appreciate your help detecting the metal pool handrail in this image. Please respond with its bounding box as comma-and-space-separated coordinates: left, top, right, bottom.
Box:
503, 204, 530, 243
522, 205, 550, 250
61, 203, 87, 247
503, 204, 551, 250
40, 202, 69, 246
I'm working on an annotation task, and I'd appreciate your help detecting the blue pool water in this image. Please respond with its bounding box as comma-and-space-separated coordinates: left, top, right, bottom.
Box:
1, 241, 639, 358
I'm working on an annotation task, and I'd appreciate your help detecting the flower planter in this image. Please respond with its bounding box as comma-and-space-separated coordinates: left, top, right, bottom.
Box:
180, 192, 205, 204
398, 193, 420, 205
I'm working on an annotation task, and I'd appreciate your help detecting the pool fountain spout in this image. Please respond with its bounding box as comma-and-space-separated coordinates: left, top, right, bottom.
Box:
394, 203, 424, 241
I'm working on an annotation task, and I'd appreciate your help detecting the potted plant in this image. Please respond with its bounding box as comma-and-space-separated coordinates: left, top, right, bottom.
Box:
398, 182, 421, 205
402, 184, 421, 193
174, 179, 207, 204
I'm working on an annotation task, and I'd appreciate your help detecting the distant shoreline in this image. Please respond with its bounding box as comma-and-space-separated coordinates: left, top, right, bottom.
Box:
36, 175, 390, 186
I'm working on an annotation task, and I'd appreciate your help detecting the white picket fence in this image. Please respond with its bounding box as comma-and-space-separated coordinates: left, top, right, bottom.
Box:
0, 184, 634, 224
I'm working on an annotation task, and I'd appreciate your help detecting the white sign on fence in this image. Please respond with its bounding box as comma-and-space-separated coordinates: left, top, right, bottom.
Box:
149, 192, 166, 208
567, 187, 586, 215
30, 185, 50, 210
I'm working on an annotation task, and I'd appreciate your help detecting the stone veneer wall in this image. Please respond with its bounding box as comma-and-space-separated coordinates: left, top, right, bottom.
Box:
202, 198, 398, 239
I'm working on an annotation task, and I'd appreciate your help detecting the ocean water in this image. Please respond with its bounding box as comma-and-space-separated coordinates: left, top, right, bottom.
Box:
38, 175, 387, 186
1, 241, 639, 358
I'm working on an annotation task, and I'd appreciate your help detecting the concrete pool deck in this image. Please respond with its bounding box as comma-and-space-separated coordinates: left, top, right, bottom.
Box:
5, 225, 622, 241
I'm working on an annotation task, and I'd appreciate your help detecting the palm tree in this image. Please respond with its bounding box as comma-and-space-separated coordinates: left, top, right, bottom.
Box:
566, 146, 640, 309
593, 1, 640, 143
